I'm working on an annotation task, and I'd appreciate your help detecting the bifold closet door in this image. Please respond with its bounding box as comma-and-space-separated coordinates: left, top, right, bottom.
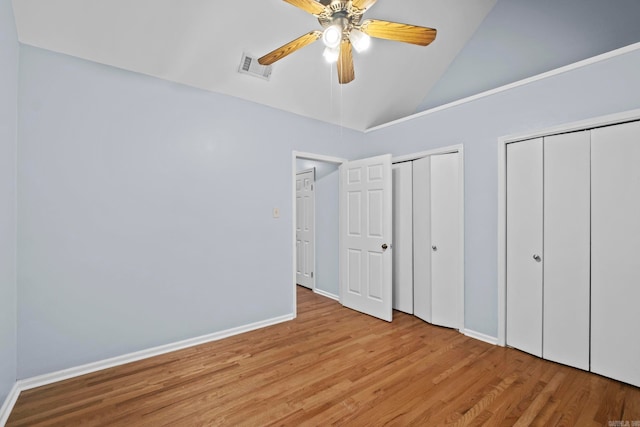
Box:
412, 153, 461, 329
506, 138, 543, 357
591, 121, 640, 387
392, 162, 413, 314
430, 153, 462, 329
543, 132, 590, 371
412, 157, 431, 323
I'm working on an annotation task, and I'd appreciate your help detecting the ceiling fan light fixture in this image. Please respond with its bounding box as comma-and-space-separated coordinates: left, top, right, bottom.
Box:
322, 25, 342, 49
349, 28, 371, 53
323, 46, 340, 63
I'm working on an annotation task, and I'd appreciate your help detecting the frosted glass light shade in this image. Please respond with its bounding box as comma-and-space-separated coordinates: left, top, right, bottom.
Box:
323, 46, 339, 63
322, 25, 342, 49
349, 28, 371, 53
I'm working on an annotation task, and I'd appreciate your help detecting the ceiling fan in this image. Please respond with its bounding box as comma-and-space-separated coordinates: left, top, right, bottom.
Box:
258, 0, 437, 84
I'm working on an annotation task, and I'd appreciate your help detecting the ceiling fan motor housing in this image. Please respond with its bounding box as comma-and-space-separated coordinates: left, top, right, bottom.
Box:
318, 0, 364, 34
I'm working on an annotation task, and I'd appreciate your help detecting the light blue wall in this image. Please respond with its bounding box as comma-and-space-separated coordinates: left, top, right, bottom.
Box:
417, 0, 640, 111
13, 34, 640, 380
0, 0, 18, 403
17, 46, 364, 378
296, 159, 340, 297
367, 48, 640, 337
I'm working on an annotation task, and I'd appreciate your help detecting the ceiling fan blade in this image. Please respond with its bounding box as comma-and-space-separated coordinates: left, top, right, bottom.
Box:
337, 40, 355, 84
283, 0, 326, 16
351, 0, 377, 13
360, 19, 437, 46
258, 31, 322, 66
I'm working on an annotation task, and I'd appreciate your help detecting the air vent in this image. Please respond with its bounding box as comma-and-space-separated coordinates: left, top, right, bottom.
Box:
238, 53, 272, 80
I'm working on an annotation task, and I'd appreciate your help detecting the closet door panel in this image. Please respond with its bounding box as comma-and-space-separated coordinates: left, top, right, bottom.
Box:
412, 157, 432, 322
591, 121, 640, 387
392, 162, 413, 314
430, 153, 462, 329
506, 138, 543, 357
543, 132, 590, 370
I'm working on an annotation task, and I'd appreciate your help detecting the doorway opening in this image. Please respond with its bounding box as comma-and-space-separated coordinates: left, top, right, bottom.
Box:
292, 152, 346, 317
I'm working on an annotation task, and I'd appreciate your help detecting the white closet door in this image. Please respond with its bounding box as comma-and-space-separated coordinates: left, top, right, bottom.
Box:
591, 121, 640, 387
430, 153, 462, 329
543, 132, 590, 370
506, 138, 543, 357
392, 162, 413, 314
412, 157, 432, 323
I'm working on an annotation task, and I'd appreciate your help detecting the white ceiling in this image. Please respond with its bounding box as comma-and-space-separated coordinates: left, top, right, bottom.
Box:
11, 0, 497, 131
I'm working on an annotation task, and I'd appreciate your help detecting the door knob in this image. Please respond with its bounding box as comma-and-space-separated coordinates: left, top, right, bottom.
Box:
533, 254, 541, 262
382, 243, 388, 250
432, 245, 437, 251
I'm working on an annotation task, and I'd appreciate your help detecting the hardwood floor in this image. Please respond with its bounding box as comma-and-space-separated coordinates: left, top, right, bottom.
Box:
8, 286, 640, 426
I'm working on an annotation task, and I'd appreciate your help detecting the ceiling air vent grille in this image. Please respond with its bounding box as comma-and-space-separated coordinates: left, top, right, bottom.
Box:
238, 53, 272, 80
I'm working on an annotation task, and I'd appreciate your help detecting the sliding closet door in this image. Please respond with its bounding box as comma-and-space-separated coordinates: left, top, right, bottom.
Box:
591, 121, 640, 387
543, 132, 590, 370
506, 138, 543, 357
430, 153, 462, 329
392, 162, 413, 314
412, 157, 431, 323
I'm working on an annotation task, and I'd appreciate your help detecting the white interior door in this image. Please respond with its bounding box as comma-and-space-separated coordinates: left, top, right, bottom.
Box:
543, 132, 590, 370
296, 169, 315, 289
392, 162, 413, 314
412, 156, 432, 323
591, 121, 640, 387
340, 154, 393, 322
430, 153, 462, 329
506, 138, 543, 357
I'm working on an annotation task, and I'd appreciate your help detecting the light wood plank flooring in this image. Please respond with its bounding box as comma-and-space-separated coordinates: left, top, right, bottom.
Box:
8, 286, 640, 426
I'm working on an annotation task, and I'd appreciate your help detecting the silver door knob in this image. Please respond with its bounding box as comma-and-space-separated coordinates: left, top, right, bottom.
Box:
382, 243, 388, 250
533, 254, 541, 262
432, 245, 437, 251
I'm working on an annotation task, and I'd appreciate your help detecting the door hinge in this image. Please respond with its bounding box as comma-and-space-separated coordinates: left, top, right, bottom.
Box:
311, 272, 314, 278
311, 184, 314, 191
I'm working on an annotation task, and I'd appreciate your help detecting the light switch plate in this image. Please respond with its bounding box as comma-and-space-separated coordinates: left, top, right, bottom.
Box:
273, 207, 280, 218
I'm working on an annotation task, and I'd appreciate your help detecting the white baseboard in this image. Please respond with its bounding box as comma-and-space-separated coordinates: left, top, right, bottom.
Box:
0, 382, 21, 427
0, 313, 293, 424
313, 288, 339, 301
463, 329, 499, 346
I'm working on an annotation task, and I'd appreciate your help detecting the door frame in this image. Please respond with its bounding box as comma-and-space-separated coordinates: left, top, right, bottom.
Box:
497, 108, 640, 346
392, 144, 465, 331
292, 151, 346, 317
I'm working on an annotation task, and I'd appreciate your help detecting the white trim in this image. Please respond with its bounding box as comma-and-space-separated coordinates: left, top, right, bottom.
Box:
463, 329, 499, 346
366, 42, 640, 133
295, 168, 315, 176
500, 108, 640, 144
14, 314, 293, 396
391, 144, 464, 164
292, 151, 346, 315
313, 288, 340, 301
294, 151, 347, 164
496, 108, 640, 347
0, 382, 20, 427
497, 137, 507, 346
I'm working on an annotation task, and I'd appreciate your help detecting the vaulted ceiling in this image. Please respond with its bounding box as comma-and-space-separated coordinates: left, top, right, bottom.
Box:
10, 0, 640, 131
